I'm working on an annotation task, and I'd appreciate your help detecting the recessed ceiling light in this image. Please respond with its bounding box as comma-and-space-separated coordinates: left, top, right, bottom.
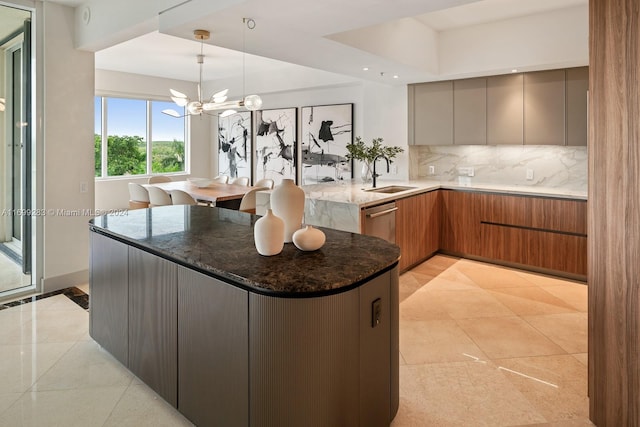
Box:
363, 67, 369, 71
393, 75, 399, 79
511, 69, 518, 73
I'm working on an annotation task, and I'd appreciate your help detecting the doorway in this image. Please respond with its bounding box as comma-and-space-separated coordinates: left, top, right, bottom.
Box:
1, 4, 33, 295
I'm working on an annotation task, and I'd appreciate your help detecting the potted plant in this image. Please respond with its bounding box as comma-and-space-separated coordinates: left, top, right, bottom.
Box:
345, 136, 404, 183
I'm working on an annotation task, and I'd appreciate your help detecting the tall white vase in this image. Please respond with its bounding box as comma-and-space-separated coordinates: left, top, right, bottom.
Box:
254, 209, 285, 256
270, 179, 305, 243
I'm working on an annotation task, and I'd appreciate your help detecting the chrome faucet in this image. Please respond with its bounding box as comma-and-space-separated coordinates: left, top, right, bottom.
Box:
372, 155, 390, 188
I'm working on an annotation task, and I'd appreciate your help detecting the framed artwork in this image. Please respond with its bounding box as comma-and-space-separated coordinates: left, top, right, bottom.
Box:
300, 103, 353, 185
254, 108, 298, 185
218, 111, 252, 180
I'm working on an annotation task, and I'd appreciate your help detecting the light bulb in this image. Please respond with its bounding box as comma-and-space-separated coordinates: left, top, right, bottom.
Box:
243, 94, 263, 111
187, 101, 202, 115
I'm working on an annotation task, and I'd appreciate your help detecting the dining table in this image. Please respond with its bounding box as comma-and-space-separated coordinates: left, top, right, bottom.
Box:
145, 180, 255, 209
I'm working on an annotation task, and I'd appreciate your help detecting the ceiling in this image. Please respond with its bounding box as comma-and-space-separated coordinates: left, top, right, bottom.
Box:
5, 0, 588, 86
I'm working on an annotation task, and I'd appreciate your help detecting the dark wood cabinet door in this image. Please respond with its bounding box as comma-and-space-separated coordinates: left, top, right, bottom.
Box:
177, 267, 249, 427
128, 248, 178, 407
440, 190, 483, 256
89, 233, 128, 366
396, 191, 440, 271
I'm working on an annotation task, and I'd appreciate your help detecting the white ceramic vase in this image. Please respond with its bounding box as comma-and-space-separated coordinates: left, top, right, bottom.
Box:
292, 226, 326, 251
253, 209, 284, 256
270, 179, 305, 243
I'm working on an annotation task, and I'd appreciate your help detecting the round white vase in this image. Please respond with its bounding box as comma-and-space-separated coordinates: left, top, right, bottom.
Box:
292, 226, 326, 251
270, 179, 305, 243
253, 209, 284, 256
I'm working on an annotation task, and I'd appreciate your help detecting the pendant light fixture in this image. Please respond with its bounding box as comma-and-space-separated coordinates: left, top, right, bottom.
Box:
162, 19, 262, 119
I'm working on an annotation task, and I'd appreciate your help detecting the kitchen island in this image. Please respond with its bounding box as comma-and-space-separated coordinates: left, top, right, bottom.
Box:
89, 206, 400, 427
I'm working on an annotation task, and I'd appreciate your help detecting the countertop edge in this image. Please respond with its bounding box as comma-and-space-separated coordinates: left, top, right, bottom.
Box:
89, 217, 400, 299
297, 181, 587, 209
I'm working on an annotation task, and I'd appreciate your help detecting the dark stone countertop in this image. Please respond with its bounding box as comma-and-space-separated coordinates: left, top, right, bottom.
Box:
89, 205, 400, 297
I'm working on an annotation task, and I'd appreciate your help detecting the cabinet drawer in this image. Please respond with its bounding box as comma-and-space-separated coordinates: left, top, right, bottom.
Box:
481, 223, 587, 276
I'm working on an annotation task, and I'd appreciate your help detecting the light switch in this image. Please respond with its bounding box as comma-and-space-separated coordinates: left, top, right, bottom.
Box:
526, 169, 534, 180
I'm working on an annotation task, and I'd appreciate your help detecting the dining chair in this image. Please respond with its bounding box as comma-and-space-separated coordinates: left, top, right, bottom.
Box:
128, 183, 150, 209
148, 175, 172, 184
238, 187, 269, 213
147, 186, 173, 207
170, 189, 197, 205
212, 175, 229, 184
230, 176, 250, 186
254, 178, 274, 189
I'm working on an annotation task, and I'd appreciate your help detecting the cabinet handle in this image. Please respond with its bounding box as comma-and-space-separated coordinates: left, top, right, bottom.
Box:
366, 207, 398, 218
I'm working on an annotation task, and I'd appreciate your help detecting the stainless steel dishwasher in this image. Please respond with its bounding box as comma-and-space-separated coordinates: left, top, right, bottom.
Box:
362, 202, 397, 244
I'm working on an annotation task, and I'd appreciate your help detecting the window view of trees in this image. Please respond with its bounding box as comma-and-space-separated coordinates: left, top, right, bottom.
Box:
94, 97, 186, 177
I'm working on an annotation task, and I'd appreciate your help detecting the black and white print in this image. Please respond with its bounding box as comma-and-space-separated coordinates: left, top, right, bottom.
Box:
300, 103, 353, 185
218, 111, 252, 179
255, 108, 297, 185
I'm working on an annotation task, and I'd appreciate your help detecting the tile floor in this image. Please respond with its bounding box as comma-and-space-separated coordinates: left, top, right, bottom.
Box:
0, 256, 591, 426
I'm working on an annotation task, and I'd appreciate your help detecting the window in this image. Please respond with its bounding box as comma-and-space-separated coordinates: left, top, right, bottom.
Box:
151, 101, 185, 173
94, 96, 186, 178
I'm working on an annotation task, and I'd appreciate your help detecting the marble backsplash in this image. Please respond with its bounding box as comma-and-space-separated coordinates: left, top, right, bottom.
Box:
409, 145, 587, 192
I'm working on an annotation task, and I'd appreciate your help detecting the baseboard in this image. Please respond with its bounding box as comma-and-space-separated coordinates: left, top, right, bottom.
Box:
42, 269, 89, 293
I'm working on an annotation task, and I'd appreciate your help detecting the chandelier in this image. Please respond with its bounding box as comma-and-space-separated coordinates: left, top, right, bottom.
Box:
162, 20, 263, 119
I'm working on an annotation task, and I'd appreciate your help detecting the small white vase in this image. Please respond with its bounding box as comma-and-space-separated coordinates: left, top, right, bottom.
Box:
253, 209, 284, 256
270, 178, 305, 243
292, 226, 326, 251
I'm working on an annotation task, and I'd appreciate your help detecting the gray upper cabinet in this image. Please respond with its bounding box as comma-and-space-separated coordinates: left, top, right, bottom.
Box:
454, 78, 487, 145
409, 66, 588, 147
487, 73, 523, 145
410, 81, 453, 145
524, 69, 566, 145
566, 66, 589, 146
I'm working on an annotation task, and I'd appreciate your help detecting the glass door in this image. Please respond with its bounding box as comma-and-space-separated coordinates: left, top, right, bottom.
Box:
1, 4, 33, 295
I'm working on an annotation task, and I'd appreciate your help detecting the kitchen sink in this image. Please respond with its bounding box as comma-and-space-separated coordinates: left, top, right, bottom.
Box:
365, 185, 418, 194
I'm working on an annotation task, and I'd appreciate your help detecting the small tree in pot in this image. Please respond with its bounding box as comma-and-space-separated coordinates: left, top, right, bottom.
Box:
345, 137, 404, 183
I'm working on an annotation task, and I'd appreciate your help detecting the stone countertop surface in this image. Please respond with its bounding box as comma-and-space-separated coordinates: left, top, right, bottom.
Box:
297, 180, 587, 208
89, 205, 400, 297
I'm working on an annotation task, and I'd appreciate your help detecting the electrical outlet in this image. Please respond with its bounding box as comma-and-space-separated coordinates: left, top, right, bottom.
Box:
428, 165, 435, 175
459, 167, 475, 177
390, 164, 398, 175
80, 182, 88, 193
526, 169, 534, 181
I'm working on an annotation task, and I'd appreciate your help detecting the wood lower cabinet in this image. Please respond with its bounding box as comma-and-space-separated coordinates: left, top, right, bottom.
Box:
396, 191, 440, 271
177, 268, 249, 427
439, 190, 483, 256
481, 223, 587, 276
89, 233, 129, 366
480, 193, 587, 276
128, 247, 178, 406
435, 190, 587, 278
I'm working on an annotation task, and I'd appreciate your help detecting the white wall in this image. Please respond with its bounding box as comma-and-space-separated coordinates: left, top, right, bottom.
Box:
94, 69, 212, 210
41, 2, 95, 290
438, 5, 589, 78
